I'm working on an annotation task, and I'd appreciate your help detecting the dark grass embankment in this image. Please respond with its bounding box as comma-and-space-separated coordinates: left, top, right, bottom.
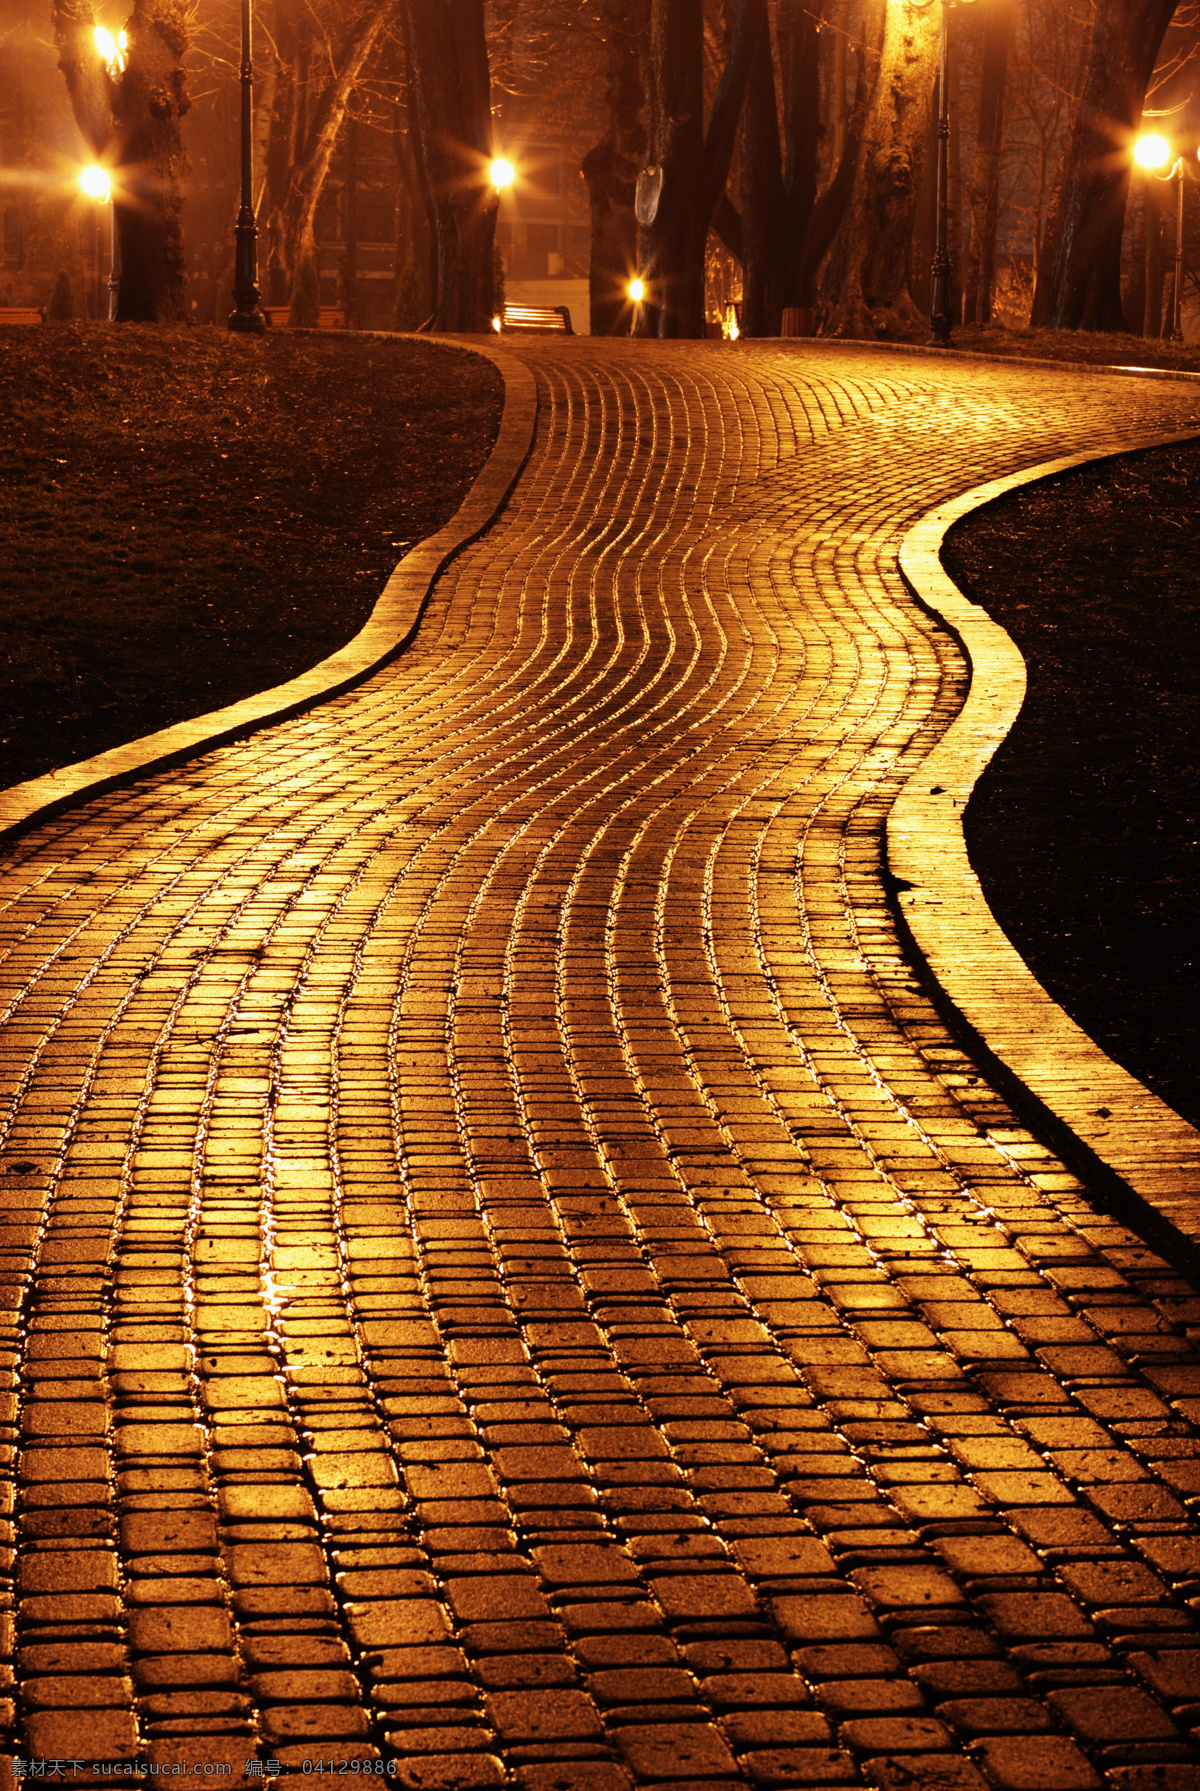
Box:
943, 438, 1200, 1131
1, 324, 502, 788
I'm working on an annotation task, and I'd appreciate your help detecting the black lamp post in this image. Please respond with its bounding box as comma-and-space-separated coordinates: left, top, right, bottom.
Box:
229, 0, 266, 333
929, 1, 953, 346
1133, 133, 1194, 342
921, 0, 979, 347
108, 200, 120, 323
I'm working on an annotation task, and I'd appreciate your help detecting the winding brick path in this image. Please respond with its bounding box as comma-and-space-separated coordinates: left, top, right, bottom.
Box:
2, 341, 1200, 1791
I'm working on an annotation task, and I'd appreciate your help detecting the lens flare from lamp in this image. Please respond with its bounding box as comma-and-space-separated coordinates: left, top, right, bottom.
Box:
80, 165, 112, 203
629, 278, 644, 302
490, 158, 515, 190
94, 25, 127, 75
1135, 133, 1170, 170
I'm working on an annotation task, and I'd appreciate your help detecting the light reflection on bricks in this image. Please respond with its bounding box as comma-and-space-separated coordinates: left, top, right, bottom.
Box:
2, 340, 1200, 1785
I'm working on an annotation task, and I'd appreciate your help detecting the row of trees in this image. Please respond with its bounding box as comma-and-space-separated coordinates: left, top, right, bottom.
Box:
40, 0, 1200, 337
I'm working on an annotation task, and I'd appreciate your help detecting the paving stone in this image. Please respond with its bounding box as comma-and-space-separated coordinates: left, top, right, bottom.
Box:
970, 1735, 1104, 1790
1046, 1685, 1181, 1745
870, 1760, 990, 1791
615, 1722, 739, 1780
939, 1696, 1055, 1736
735, 1748, 857, 1785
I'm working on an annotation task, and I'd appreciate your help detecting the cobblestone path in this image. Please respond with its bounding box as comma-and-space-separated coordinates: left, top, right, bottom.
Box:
3, 341, 1200, 1791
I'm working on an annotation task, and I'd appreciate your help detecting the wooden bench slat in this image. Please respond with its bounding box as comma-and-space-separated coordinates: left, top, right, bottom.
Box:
0, 307, 45, 325
262, 305, 346, 329
501, 304, 573, 335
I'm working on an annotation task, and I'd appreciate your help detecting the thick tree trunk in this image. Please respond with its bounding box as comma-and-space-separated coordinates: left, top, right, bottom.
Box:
637, 0, 706, 335
963, 0, 1012, 325
582, 0, 649, 335
833, 0, 849, 164
404, 0, 496, 333
52, 0, 190, 323
822, 0, 939, 341
637, 0, 764, 337
740, 13, 785, 335
340, 111, 359, 329
392, 103, 433, 319
801, 32, 868, 304
1032, 0, 1177, 331
710, 7, 865, 320
1123, 176, 1147, 333
51, 0, 111, 154
776, 0, 819, 310
398, 3, 438, 318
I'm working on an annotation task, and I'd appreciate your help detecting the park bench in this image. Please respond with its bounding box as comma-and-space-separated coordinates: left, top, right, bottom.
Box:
0, 307, 44, 325
501, 303, 574, 335
262, 305, 346, 329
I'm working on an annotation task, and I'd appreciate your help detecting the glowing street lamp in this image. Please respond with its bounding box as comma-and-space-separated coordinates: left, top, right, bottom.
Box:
1134, 130, 1195, 342
94, 25, 127, 76
490, 158, 515, 191
1134, 134, 1170, 171
79, 165, 111, 204
229, 0, 266, 332
923, 0, 981, 346
79, 163, 118, 321
628, 278, 644, 303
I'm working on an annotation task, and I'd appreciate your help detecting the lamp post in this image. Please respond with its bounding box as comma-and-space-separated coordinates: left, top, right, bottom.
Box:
916, 0, 980, 348
929, 0, 953, 346
229, 0, 266, 333
79, 164, 115, 321
87, 27, 125, 320
1134, 132, 1194, 343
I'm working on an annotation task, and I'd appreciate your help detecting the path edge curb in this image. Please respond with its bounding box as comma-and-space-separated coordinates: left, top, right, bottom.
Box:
0, 338, 538, 847
887, 435, 1200, 1269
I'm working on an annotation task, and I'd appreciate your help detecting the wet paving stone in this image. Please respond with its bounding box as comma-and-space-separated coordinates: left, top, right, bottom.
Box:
2, 340, 1200, 1784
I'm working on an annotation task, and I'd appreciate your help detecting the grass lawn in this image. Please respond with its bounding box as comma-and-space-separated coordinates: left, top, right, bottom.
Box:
0, 324, 502, 788
944, 438, 1200, 1132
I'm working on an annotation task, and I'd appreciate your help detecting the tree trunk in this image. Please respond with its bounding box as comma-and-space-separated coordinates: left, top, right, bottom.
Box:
802, 29, 868, 305
947, 0, 962, 322
637, 0, 706, 335
392, 101, 433, 318
582, 0, 649, 335
823, 0, 939, 341
52, 0, 191, 323
398, 2, 438, 319
1032, 0, 1178, 331
404, 0, 496, 332
777, 0, 820, 310
637, 0, 764, 337
833, 0, 849, 165
340, 111, 359, 329
709, 9, 866, 317
262, 0, 386, 304
740, 10, 785, 335
963, 0, 1012, 325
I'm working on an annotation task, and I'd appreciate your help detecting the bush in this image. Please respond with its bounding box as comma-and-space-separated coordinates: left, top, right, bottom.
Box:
393, 260, 424, 332
46, 270, 74, 322
288, 256, 321, 329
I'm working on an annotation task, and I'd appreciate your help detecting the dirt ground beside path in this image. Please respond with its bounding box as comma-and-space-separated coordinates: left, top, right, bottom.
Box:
0, 324, 502, 790
943, 436, 1200, 1131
